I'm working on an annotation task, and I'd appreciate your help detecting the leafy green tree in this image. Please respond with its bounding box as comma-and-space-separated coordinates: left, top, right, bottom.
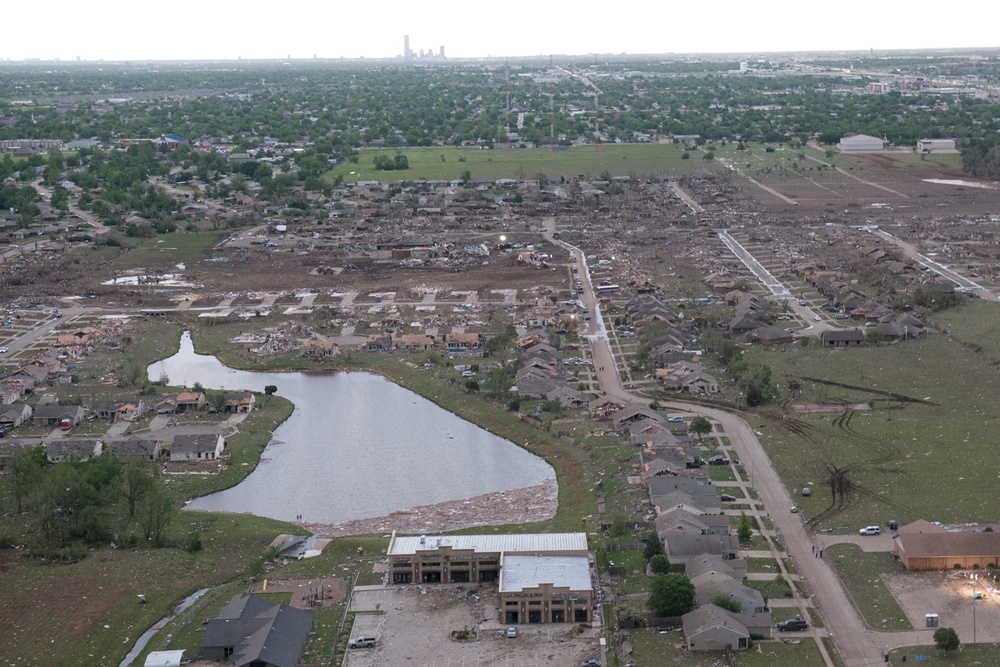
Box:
247, 557, 266, 580
50, 186, 69, 212
139, 486, 174, 547
8, 446, 47, 513
644, 532, 662, 561
122, 458, 154, 518
649, 554, 671, 574
264, 385, 277, 396
738, 513, 753, 545
689, 416, 713, 440
616, 604, 646, 627
648, 573, 695, 617
712, 593, 743, 613
933, 626, 960, 653
207, 390, 227, 413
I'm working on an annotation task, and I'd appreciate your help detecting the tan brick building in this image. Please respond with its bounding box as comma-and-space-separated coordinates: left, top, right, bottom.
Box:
386, 532, 593, 624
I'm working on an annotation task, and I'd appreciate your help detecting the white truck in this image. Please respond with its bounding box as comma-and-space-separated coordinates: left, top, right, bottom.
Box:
349, 636, 377, 649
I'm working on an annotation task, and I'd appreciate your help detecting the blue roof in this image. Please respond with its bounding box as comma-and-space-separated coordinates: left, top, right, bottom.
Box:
164, 134, 187, 142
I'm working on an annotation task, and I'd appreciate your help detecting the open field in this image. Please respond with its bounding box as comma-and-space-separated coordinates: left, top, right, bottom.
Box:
324, 144, 709, 182
0, 513, 297, 667
825, 545, 911, 631
749, 322, 1000, 531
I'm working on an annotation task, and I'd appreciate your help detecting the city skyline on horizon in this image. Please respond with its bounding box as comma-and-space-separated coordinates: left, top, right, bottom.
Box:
4, 1, 999, 63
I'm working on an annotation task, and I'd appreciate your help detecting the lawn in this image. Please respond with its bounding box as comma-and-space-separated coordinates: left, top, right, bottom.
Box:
0, 512, 297, 667
628, 626, 829, 667
104, 230, 231, 274
745, 575, 793, 600
889, 644, 994, 664
324, 143, 711, 183
825, 544, 911, 631
749, 325, 1000, 530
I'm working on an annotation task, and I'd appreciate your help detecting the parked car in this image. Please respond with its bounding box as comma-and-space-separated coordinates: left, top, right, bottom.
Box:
834, 314, 850, 320
720, 494, 737, 502
0, 347, 7, 353
798, 299, 807, 306
777, 618, 809, 631
708, 455, 730, 465
348, 636, 377, 649
506, 627, 518, 638
667, 416, 684, 423
582, 661, 602, 667
859, 525, 881, 536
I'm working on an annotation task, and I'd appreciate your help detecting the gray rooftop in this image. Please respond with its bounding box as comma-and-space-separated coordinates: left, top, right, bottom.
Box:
499, 555, 591, 593
389, 532, 588, 556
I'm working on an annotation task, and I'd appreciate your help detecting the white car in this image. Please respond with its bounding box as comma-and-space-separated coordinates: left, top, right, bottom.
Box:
859, 525, 881, 536
506, 627, 518, 638
0, 347, 8, 353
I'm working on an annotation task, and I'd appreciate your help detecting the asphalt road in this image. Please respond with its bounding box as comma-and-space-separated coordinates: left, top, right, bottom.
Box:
544, 218, 902, 667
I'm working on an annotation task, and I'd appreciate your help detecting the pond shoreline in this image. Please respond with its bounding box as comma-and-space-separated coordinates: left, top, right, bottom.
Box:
292, 478, 558, 538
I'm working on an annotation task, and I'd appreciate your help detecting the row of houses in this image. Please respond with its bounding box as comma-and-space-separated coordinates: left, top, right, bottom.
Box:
365, 331, 482, 354
512, 333, 589, 408
609, 407, 774, 652
2, 389, 254, 435
0, 432, 226, 469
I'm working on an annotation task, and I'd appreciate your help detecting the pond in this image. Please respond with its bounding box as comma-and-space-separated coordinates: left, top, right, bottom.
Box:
148, 333, 555, 525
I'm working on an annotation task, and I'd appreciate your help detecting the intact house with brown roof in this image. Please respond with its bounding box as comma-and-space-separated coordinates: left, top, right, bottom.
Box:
170, 433, 226, 462
820, 329, 865, 348
893, 521, 1000, 570
33, 404, 85, 428
398, 334, 435, 352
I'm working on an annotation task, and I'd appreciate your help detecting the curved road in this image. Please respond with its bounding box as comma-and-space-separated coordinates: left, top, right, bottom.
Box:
543, 217, 926, 667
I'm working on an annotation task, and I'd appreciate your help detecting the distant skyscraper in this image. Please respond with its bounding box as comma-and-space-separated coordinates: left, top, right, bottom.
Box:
440, 46, 445, 57
404, 35, 411, 60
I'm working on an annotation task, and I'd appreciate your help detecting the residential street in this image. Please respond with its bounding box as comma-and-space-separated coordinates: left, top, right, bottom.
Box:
546, 220, 915, 667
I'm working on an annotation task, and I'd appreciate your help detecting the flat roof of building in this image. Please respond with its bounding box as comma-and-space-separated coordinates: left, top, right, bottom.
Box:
388, 532, 588, 556
499, 555, 592, 593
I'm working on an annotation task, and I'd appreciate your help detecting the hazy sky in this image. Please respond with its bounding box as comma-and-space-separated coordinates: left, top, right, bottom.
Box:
5, 1, 998, 61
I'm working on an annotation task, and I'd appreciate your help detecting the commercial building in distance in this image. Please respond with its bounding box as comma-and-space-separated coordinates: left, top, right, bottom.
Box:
916, 138, 956, 153
387, 532, 593, 624
838, 134, 885, 151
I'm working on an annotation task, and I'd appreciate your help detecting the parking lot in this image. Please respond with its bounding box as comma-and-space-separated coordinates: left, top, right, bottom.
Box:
346, 585, 603, 667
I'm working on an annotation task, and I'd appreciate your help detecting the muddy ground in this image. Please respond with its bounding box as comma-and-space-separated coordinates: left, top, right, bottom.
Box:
346, 585, 603, 667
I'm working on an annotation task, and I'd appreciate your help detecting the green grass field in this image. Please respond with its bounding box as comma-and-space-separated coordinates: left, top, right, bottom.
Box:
825, 544, 911, 631
748, 316, 1000, 530
324, 143, 711, 183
